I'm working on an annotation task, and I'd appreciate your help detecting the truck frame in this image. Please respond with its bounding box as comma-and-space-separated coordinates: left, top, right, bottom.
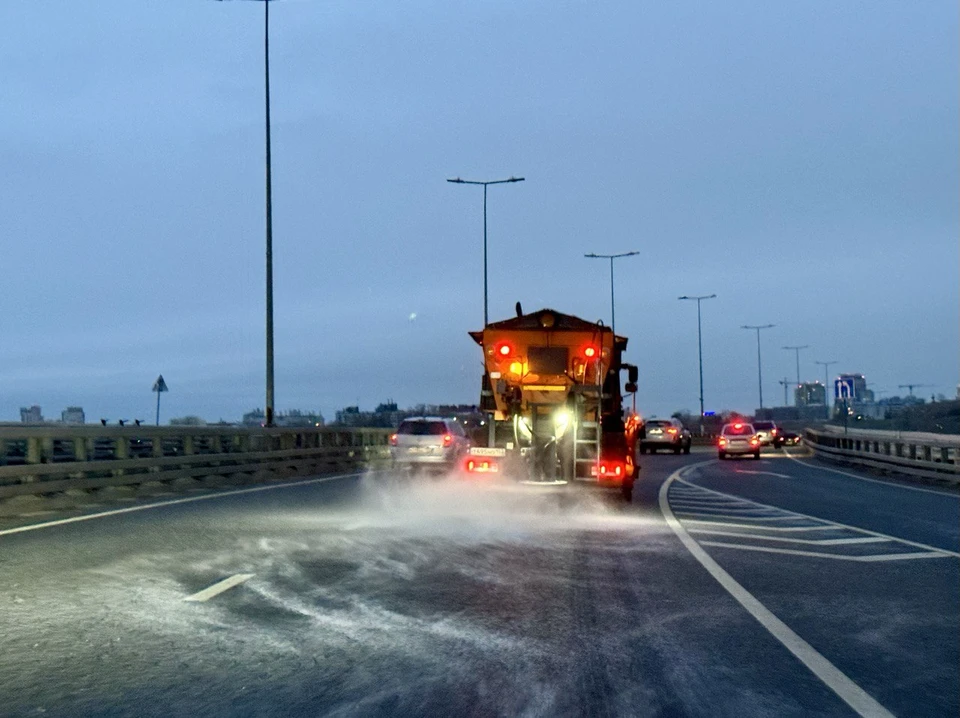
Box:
465, 307, 639, 500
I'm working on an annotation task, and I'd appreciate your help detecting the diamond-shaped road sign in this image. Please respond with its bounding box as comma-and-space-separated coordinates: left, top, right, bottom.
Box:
153, 375, 169, 393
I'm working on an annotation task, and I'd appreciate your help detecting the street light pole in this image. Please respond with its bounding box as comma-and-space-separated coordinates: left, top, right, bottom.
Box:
584, 251, 639, 337
741, 324, 775, 410
815, 360, 837, 419
447, 176, 525, 326
263, 0, 275, 427
782, 344, 809, 404
679, 294, 716, 434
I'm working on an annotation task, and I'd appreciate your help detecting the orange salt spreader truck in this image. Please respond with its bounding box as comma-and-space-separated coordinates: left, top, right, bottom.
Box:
465, 307, 641, 501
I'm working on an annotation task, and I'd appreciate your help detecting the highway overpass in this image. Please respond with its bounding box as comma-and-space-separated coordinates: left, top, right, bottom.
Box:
0, 426, 957, 717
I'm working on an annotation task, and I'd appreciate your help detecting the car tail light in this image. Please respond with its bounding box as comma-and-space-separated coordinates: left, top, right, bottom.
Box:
389, 433, 398, 446
442, 434, 453, 447
718, 437, 728, 447
750, 437, 760, 446
771, 428, 778, 436
465, 458, 498, 473
667, 428, 678, 435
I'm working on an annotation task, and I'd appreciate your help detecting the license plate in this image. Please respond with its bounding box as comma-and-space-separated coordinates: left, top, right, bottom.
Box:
470, 447, 506, 457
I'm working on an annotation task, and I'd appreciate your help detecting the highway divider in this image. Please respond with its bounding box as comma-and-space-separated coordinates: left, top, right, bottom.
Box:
0, 425, 392, 499
803, 426, 959, 484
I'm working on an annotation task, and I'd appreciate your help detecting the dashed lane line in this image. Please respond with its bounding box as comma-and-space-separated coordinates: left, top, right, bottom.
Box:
0, 472, 366, 538
184, 574, 255, 602
660, 461, 895, 718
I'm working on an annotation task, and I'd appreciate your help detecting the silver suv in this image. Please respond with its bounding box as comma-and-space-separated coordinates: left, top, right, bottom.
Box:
389, 417, 470, 472
639, 418, 692, 455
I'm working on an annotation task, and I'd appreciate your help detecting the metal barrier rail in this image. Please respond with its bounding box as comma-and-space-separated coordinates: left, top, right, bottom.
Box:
0, 425, 392, 499
803, 426, 960, 483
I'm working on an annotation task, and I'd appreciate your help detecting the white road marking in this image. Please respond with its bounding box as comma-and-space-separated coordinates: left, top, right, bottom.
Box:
698, 541, 953, 562
783, 450, 960, 498
687, 529, 890, 546
0, 472, 366, 538
660, 462, 895, 718
676, 478, 960, 558
734, 469, 791, 478
681, 520, 838, 532
184, 573, 255, 602
673, 512, 803, 522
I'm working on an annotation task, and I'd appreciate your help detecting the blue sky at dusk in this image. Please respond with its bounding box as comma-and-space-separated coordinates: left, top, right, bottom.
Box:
1, 0, 956, 423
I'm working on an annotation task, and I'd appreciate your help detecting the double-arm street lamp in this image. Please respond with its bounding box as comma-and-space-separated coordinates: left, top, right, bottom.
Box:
447, 176, 525, 326
679, 294, 716, 433
742, 324, 775, 409
584, 251, 639, 337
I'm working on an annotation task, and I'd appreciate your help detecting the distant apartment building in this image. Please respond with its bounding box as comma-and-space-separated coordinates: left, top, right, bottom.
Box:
61, 406, 85, 424
20, 405, 43, 423
795, 382, 826, 407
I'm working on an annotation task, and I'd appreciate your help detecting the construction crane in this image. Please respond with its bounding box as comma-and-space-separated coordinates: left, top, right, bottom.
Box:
898, 383, 932, 397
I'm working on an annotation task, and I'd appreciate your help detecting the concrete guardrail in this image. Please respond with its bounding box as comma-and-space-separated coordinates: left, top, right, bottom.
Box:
0, 425, 392, 500
804, 425, 960, 484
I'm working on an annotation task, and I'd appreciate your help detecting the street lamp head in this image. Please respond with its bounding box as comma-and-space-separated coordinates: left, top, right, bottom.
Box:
507, 176, 525, 183
447, 177, 465, 184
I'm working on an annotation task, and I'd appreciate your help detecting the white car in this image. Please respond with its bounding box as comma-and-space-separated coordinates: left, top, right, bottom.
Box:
389, 417, 470, 472
717, 422, 761, 460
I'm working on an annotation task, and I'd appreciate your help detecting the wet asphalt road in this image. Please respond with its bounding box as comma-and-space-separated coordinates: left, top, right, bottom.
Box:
0, 450, 957, 717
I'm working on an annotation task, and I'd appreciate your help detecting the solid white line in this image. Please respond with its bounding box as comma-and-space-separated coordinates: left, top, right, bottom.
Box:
681, 520, 838, 532
660, 462, 895, 718
698, 541, 953, 562
184, 573, 255, 602
0, 472, 365, 538
673, 512, 802, 522
783, 450, 960, 498
676, 478, 960, 558
672, 504, 786, 514
687, 530, 890, 546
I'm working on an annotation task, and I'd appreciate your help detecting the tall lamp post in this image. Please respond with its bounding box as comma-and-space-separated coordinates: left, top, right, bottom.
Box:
447, 176, 525, 326
679, 294, 716, 434
782, 344, 809, 405
815, 360, 837, 419
215, 0, 278, 426
584, 251, 639, 337
741, 324, 775, 410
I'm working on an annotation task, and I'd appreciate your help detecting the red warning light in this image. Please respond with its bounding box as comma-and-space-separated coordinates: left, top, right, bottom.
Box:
583, 345, 598, 359
496, 342, 513, 358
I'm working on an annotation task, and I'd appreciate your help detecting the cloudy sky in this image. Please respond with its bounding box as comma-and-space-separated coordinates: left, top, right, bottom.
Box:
1, 0, 956, 423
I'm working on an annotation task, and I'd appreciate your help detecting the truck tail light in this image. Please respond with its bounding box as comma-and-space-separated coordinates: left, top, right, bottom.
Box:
591, 462, 623, 477
465, 458, 498, 474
